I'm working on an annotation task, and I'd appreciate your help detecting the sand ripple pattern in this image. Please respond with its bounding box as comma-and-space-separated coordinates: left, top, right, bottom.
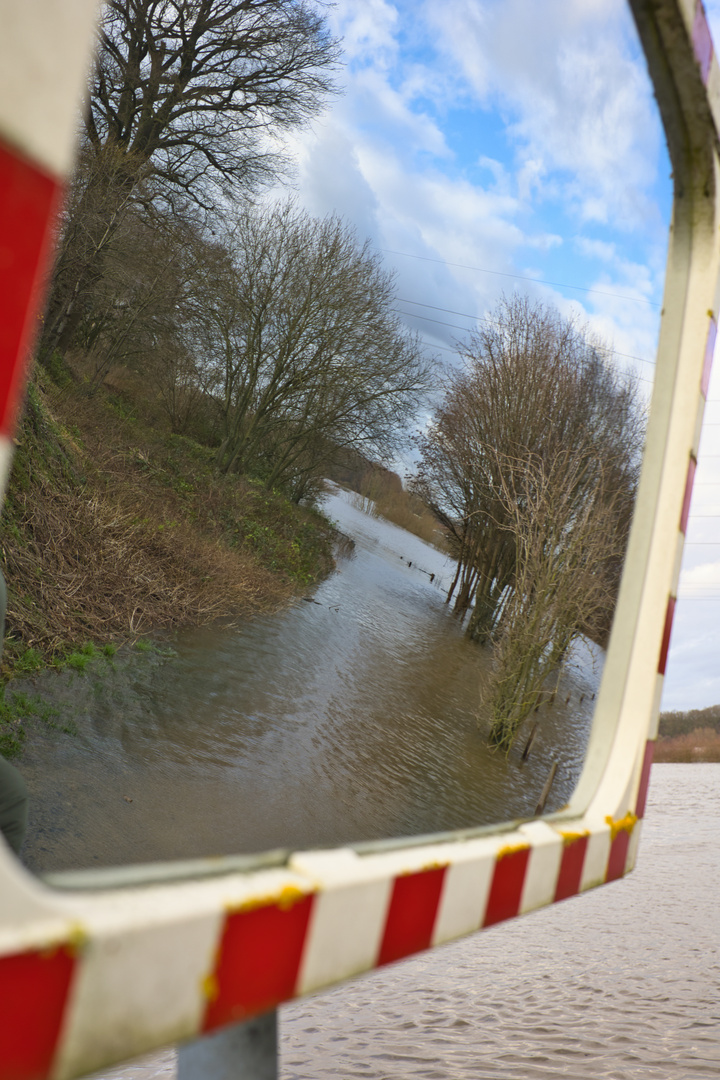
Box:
282, 766, 719, 1078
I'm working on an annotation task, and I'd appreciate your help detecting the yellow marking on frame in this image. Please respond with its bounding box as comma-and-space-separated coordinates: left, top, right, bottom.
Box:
605, 812, 638, 841
399, 861, 449, 877
39, 923, 88, 960
227, 884, 314, 916
496, 843, 530, 860
201, 973, 219, 1002
558, 829, 590, 847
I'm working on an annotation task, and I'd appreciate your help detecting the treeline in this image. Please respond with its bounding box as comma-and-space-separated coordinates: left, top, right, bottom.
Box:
37, 0, 431, 501
655, 705, 720, 762
659, 705, 720, 738
413, 296, 645, 751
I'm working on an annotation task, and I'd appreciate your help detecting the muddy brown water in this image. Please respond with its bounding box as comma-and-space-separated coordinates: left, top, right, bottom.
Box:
17, 486, 600, 875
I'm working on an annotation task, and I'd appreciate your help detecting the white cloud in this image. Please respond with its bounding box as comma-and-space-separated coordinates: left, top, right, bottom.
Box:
351, 68, 451, 158
329, 0, 400, 66
575, 237, 617, 263
276, 1, 667, 391
287, 122, 382, 245
424, 0, 662, 227
680, 561, 720, 588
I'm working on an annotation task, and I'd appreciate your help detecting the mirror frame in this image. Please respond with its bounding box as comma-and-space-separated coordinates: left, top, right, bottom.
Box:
1, 2, 719, 1077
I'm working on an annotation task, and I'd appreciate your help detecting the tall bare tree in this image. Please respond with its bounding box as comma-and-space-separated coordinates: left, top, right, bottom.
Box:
415, 295, 644, 643
41, 0, 340, 360
414, 295, 645, 749
196, 203, 433, 499
486, 448, 635, 752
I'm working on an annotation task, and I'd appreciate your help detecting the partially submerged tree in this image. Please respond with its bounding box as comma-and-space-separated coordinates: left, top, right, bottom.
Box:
41, 0, 340, 360
414, 295, 645, 750
486, 448, 635, 752
197, 203, 432, 499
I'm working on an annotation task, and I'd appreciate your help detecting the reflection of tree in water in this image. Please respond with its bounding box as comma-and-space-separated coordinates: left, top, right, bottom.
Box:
414, 295, 646, 751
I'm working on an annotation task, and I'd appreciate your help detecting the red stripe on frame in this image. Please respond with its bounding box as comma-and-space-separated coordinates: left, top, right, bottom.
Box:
377, 867, 447, 967
483, 847, 530, 927
658, 596, 676, 676
0, 139, 62, 438
693, 0, 714, 84
0, 944, 77, 1080
553, 835, 589, 903
202, 893, 314, 1032
605, 830, 631, 883
701, 314, 717, 398
635, 740, 655, 820
679, 458, 696, 535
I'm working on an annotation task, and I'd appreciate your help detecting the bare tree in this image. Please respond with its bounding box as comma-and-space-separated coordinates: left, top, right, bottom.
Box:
415, 295, 644, 644
414, 295, 645, 750
195, 203, 433, 499
485, 448, 635, 752
40, 0, 340, 360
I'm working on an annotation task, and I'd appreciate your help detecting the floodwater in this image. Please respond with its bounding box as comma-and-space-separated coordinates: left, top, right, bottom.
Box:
90, 763, 720, 1080
19, 486, 599, 874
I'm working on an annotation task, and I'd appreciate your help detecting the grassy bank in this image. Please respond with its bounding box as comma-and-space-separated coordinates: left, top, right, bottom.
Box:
0, 368, 339, 748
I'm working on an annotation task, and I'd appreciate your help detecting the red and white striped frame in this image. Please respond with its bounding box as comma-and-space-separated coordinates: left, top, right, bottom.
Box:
0, 1, 100, 506
0, 2, 719, 1079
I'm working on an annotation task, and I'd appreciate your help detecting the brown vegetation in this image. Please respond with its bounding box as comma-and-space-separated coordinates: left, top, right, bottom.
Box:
413, 295, 644, 751
205, 203, 431, 499
1, 370, 336, 667
349, 469, 449, 550
483, 447, 632, 751
655, 704, 720, 761
654, 728, 720, 762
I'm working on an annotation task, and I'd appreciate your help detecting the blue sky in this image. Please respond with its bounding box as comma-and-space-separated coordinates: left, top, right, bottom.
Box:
273, 0, 720, 711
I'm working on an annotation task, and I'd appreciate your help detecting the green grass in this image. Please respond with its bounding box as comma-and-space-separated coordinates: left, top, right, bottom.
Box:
13, 647, 43, 675
0, 688, 69, 757
62, 643, 100, 673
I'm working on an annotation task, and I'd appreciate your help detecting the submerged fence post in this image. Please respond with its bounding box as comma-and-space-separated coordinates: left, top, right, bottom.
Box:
177, 1010, 278, 1080
534, 761, 558, 816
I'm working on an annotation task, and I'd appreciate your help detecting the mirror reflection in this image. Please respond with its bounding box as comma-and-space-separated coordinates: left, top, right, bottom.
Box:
0, 0, 668, 875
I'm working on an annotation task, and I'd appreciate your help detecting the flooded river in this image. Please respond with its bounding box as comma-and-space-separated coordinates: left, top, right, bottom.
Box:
14, 486, 717, 1078
19, 486, 598, 874
89, 763, 720, 1080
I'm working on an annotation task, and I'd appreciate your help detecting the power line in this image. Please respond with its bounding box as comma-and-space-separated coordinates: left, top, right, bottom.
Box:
396, 297, 657, 368
394, 308, 471, 335
382, 247, 662, 307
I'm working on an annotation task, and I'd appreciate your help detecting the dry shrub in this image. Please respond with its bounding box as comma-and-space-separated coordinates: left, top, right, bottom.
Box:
4, 473, 287, 655
1, 375, 331, 661
654, 728, 720, 763
354, 475, 449, 550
